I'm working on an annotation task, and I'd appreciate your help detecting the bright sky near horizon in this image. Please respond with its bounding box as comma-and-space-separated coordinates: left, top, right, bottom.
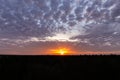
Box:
0, 0, 120, 55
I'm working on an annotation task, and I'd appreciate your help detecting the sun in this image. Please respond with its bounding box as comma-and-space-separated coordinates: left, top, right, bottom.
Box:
58, 49, 67, 55
50, 48, 69, 55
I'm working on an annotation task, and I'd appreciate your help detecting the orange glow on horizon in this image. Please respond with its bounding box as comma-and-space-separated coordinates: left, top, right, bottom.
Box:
49, 48, 73, 55
58, 49, 68, 55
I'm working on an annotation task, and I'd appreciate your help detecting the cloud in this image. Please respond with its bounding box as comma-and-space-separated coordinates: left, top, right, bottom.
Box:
0, 0, 120, 54
71, 22, 120, 51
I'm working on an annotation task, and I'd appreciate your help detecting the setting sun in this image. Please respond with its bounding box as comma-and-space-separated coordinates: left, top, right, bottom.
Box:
50, 48, 70, 55
58, 49, 67, 55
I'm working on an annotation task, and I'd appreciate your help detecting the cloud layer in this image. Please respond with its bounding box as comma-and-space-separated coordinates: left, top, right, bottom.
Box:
0, 0, 120, 54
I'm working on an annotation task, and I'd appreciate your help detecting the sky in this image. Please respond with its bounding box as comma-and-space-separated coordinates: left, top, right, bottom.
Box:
0, 0, 120, 55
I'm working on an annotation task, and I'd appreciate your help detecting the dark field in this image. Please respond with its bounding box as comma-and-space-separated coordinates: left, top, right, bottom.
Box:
0, 55, 120, 79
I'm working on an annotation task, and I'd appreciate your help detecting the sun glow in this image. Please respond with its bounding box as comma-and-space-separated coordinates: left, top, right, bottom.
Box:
58, 49, 67, 55
50, 48, 70, 55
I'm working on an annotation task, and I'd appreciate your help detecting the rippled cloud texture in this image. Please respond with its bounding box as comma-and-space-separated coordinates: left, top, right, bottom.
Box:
0, 0, 120, 54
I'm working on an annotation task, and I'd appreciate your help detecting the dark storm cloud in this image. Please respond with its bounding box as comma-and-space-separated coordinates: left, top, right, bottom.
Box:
0, 0, 120, 53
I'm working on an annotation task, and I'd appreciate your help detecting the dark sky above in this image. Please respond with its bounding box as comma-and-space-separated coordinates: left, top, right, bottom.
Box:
0, 0, 120, 55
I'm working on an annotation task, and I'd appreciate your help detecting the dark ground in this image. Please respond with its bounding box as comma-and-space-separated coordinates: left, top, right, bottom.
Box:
0, 55, 120, 79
